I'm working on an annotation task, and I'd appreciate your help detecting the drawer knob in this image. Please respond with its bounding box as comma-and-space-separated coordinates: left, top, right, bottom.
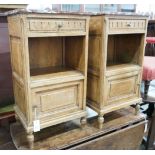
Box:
58, 24, 63, 28
126, 23, 132, 27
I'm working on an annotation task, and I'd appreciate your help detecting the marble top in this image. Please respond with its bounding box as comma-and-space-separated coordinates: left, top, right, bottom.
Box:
5, 8, 148, 17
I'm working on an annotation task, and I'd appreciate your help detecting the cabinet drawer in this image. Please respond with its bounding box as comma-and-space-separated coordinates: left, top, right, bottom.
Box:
109, 19, 146, 33
28, 19, 86, 32
105, 71, 140, 105
31, 81, 84, 116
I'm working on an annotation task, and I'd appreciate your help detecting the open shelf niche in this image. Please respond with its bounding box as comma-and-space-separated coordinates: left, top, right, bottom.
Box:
28, 36, 85, 80
107, 33, 145, 71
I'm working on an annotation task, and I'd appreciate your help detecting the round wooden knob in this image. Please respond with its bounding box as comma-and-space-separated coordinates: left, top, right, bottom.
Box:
58, 24, 63, 28
126, 23, 131, 27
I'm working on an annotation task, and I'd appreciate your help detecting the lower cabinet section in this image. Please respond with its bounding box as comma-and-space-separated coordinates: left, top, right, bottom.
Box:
30, 80, 85, 129
87, 68, 141, 116
105, 70, 140, 106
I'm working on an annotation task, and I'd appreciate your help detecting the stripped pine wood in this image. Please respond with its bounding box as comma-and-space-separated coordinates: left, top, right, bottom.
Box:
7, 11, 90, 149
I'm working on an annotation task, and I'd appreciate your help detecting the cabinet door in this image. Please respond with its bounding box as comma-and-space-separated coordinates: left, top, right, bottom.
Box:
104, 71, 140, 106
31, 80, 84, 122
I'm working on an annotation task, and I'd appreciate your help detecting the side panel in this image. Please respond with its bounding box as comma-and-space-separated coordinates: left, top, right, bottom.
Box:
87, 34, 102, 111
13, 78, 27, 117
8, 15, 29, 122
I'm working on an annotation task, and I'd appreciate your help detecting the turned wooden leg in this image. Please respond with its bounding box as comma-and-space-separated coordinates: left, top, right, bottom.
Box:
135, 103, 140, 115
80, 117, 87, 128
27, 132, 34, 149
98, 114, 104, 129
144, 80, 151, 96
15, 114, 20, 122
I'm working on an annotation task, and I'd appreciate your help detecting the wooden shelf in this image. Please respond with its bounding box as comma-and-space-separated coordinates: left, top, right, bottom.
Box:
106, 64, 141, 77
30, 66, 84, 88
30, 66, 73, 76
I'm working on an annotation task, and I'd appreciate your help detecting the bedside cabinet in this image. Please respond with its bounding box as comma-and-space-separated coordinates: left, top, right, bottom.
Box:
7, 11, 89, 149
87, 14, 148, 129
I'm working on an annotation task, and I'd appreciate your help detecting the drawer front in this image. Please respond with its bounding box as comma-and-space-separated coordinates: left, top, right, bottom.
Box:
109, 19, 146, 33
105, 72, 140, 105
28, 19, 86, 32
31, 81, 84, 117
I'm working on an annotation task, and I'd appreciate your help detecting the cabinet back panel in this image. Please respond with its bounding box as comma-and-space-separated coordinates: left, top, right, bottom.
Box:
29, 37, 63, 69
65, 36, 85, 74
107, 34, 143, 66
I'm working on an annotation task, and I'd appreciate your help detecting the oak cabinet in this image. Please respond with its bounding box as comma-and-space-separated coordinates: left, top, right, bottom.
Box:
87, 14, 148, 128
7, 12, 89, 149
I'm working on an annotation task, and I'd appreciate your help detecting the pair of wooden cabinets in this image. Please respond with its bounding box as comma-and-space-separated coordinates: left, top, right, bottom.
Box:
7, 12, 148, 149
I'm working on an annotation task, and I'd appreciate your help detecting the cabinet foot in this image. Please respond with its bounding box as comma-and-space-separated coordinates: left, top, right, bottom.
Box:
15, 114, 19, 122
27, 132, 34, 149
98, 115, 104, 129
80, 117, 87, 128
135, 103, 140, 115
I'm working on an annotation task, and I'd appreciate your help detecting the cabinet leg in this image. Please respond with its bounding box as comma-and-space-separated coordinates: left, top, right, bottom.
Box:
15, 114, 19, 122
135, 103, 140, 115
80, 117, 87, 128
27, 132, 34, 149
98, 115, 104, 129
144, 80, 151, 95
